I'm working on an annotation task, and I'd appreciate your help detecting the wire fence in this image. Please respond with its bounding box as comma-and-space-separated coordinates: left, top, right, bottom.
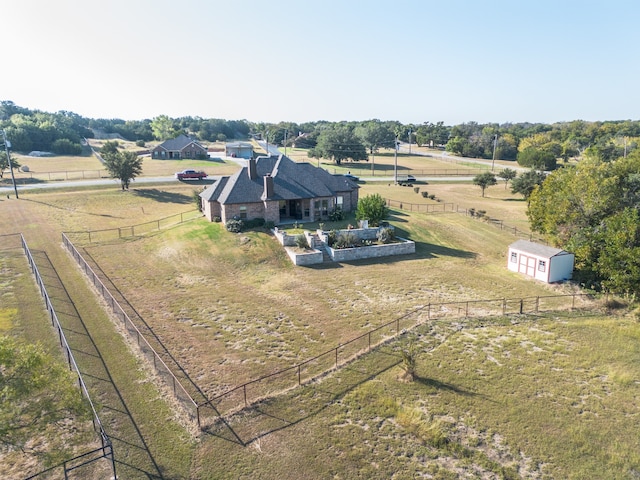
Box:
195, 291, 600, 429
18, 234, 117, 479
65, 209, 202, 243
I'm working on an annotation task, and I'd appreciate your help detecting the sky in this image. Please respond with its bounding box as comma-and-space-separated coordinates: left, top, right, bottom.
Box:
2, 0, 639, 125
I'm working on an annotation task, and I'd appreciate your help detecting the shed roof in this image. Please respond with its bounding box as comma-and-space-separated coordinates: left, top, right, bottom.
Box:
509, 239, 569, 258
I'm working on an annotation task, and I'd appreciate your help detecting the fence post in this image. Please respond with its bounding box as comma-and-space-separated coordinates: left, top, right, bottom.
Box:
335, 347, 339, 367
502, 298, 506, 315
465, 301, 469, 317
519, 299, 523, 314
243, 385, 248, 406
572, 294, 575, 310
535, 296, 539, 313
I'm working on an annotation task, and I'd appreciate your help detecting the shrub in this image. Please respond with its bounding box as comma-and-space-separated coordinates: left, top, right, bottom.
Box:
295, 234, 309, 249
193, 190, 203, 212
135, 139, 146, 147
468, 208, 476, 217
356, 193, 389, 227
377, 227, 395, 244
329, 207, 345, 222
264, 221, 275, 230
421, 191, 429, 198
212, 216, 221, 223
244, 218, 265, 229
225, 219, 243, 232
327, 229, 338, 247
335, 232, 357, 249
51, 138, 82, 155
428, 194, 436, 200
476, 210, 487, 218
414, 186, 420, 194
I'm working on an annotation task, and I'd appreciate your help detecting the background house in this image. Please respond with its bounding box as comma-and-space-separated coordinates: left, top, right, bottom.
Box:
225, 142, 253, 159
152, 134, 207, 159
507, 240, 574, 283
200, 155, 359, 224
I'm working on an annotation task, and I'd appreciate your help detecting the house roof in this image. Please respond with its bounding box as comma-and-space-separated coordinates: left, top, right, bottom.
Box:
156, 134, 203, 152
226, 142, 253, 149
200, 155, 358, 205
509, 239, 570, 258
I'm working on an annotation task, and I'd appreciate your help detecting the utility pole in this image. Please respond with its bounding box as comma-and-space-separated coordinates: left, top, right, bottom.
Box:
491, 134, 498, 171
394, 135, 398, 184
284, 129, 288, 157
1, 130, 18, 199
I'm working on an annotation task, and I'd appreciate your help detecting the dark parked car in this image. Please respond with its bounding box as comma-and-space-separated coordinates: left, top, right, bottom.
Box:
344, 173, 360, 182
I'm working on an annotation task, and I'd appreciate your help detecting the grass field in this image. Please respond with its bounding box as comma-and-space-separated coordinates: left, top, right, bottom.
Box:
2, 164, 640, 478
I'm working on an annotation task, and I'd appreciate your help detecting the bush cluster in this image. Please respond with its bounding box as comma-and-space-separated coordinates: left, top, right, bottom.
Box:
225, 219, 244, 232
329, 207, 345, 222
377, 227, 395, 244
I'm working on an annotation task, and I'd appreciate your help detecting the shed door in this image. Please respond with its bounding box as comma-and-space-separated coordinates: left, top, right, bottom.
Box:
518, 254, 536, 277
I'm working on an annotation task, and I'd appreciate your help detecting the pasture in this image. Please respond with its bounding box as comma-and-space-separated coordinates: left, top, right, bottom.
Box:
2, 161, 639, 478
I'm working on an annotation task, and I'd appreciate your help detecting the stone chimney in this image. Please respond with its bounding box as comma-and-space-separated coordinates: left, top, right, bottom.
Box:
263, 174, 274, 198
248, 158, 257, 180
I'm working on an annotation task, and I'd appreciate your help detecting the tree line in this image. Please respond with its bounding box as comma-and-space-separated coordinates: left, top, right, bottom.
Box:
2, 100, 639, 169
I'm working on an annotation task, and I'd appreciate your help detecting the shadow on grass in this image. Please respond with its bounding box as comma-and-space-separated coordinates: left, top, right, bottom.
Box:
22, 198, 123, 218
415, 376, 476, 396
203, 348, 404, 446
131, 188, 193, 204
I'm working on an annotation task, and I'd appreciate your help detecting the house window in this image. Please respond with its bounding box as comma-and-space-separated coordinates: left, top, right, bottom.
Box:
314, 200, 321, 218
186, 151, 191, 158
510, 252, 517, 263
239, 206, 247, 219
538, 260, 546, 272
279, 200, 287, 216
303, 200, 310, 218
321, 199, 329, 216
336, 196, 343, 206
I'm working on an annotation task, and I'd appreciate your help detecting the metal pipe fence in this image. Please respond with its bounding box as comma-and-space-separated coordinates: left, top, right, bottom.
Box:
65, 210, 202, 244
62, 233, 201, 423
196, 291, 600, 428
60, 218, 604, 432
19, 234, 117, 479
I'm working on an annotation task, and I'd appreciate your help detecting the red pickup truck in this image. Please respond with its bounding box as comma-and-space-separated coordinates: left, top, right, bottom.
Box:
175, 169, 207, 180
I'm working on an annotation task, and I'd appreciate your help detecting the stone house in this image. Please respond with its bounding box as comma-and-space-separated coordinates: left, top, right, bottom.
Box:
200, 155, 359, 224
151, 134, 207, 160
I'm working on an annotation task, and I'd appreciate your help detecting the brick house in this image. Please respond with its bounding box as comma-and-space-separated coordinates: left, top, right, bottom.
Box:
151, 134, 207, 160
199, 155, 359, 224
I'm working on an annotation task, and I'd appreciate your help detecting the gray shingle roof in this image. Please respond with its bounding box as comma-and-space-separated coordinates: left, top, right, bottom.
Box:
509, 240, 569, 258
202, 155, 358, 205
157, 134, 203, 151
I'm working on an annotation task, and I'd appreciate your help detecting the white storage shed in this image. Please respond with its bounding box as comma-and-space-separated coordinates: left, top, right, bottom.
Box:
507, 240, 574, 283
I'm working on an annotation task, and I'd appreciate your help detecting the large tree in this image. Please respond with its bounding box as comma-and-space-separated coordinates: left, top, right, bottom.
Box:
497, 168, 517, 189
310, 126, 367, 165
150, 115, 180, 141
511, 169, 547, 203
355, 121, 395, 158
527, 152, 640, 293
0, 336, 90, 457
472, 172, 497, 197
0, 151, 20, 179
517, 147, 557, 170
103, 150, 144, 190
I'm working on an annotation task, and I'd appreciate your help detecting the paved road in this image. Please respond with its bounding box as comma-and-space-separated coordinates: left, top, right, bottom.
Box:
0, 173, 479, 195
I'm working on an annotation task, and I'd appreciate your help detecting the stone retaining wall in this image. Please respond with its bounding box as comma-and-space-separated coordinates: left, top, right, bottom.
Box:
327, 237, 415, 262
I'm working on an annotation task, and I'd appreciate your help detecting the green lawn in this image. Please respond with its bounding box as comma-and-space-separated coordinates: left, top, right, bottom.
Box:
2, 179, 639, 478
